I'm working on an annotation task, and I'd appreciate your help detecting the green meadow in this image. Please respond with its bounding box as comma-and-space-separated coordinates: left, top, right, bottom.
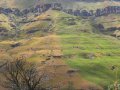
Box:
59, 32, 120, 88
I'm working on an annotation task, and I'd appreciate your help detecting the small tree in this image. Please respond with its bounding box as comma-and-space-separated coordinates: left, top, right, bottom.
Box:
1, 59, 51, 90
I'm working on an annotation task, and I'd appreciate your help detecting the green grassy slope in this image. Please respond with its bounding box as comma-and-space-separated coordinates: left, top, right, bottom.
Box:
60, 33, 120, 89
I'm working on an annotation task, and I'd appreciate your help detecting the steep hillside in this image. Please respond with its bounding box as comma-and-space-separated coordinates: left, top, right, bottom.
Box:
0, 10, 120, 90
21, 10, 93, 37
0, 10, 103, 90
22, 10, 120, 89
0, 0, 120, 89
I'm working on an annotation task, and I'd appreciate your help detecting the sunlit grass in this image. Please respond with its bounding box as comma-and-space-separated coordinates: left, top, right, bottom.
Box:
60, 32, 120, 88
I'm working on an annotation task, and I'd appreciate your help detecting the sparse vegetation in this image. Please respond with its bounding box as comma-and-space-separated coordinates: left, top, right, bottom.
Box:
0, 59, 53, 90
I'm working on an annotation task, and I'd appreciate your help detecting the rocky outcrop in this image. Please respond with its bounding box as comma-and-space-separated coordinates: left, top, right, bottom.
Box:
1, 3, 120, 18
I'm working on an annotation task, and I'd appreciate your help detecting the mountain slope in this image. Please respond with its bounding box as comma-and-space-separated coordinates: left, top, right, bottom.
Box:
0, 10, 120, 89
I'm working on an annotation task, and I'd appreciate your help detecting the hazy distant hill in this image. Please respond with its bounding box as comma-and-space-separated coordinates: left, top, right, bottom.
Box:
0, 0, 36, 9
0, 0, 120, 9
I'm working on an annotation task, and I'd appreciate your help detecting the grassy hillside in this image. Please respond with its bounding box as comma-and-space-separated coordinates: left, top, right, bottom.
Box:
60, 33, 120, 89
44, 10, 120, 88
0, 9, 120, 89
35, 10, 120, 89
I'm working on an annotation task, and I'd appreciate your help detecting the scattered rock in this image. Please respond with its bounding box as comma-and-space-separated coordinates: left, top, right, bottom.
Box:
83, 53, 95, 59
26, 29, 39, 34
11, 42, 21, 48
67, 69, 79, 75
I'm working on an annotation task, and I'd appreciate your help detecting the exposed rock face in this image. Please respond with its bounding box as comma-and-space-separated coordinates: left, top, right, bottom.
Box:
1, 2, 120, 18
11, 43, 21, 48
0, 27, 7, 32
